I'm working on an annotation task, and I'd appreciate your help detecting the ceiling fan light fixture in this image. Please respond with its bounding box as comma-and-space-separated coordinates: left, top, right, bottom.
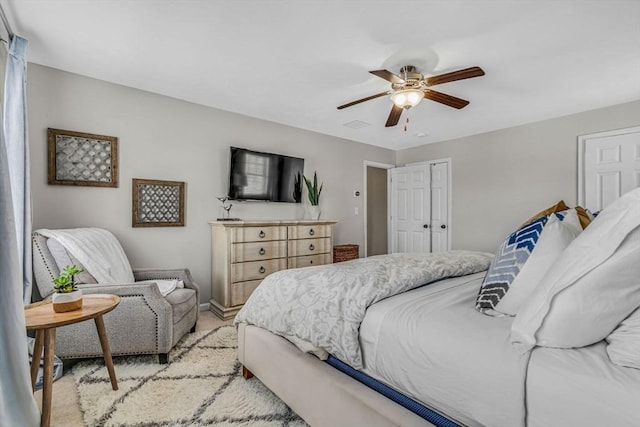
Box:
391, 88, 423, 109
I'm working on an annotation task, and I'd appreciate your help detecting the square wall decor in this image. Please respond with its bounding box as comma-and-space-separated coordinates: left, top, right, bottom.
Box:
132, 178, 185, 227
47, 128, 118, 187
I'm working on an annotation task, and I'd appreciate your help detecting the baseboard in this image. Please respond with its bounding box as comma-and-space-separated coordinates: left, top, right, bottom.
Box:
199, 303, 210, 312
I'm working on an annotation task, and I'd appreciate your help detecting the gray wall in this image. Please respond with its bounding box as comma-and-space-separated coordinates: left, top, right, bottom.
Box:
28, 64, 395, 305
396, 100, 640, 253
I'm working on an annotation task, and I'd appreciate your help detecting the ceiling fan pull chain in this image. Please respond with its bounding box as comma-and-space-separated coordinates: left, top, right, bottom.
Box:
404, 116, 409, 132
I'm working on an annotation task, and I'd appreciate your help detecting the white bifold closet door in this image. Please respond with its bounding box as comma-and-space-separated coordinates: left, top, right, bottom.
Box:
390, 161, 449, 253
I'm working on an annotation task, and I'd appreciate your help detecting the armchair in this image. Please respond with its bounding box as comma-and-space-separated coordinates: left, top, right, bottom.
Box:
32, 230, 199, 363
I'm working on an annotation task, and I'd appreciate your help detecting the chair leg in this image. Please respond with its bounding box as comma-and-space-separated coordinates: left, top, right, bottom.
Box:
190, 322, 197, 333
159, 353, 169, 364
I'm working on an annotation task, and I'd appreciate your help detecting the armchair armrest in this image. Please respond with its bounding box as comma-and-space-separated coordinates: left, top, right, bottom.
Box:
76, 281, 171, 322
76, 281, 165, 299
132, 268, 200, 299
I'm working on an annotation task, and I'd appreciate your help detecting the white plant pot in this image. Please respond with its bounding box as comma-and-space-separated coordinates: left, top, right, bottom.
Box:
306, 205, 321, 220
52, 289, 83, 313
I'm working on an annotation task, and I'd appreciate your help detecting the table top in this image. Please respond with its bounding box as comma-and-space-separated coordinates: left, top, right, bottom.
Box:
25, 294, 120, 330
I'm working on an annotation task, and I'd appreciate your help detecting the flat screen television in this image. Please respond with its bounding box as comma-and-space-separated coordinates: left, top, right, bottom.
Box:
227, 147, 304, 203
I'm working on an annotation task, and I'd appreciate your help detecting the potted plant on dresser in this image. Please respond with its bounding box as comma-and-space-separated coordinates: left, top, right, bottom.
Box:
52, 265, 84, 313
304, 171, 323, 220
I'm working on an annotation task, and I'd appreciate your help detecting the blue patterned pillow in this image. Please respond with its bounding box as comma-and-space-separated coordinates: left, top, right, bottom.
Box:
475, 212, 566, 315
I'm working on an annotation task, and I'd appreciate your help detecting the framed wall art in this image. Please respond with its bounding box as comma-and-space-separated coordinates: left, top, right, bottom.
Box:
132, 178, 185, 227
47, 128, 119, 187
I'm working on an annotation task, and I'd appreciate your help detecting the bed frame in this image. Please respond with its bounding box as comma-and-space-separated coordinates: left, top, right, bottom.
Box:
238, 323, 436, 427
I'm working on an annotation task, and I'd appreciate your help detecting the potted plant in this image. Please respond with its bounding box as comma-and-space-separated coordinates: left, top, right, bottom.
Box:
52, 265, 84, 313
303, 171, 323, 220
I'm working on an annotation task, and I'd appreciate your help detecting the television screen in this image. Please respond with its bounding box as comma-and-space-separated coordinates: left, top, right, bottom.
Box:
228, 147, 304, 203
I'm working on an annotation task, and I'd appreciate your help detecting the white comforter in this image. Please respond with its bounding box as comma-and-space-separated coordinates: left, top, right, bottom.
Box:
360, 273, 528, 427
234, 250, 493, 368
360, 273, 640, 427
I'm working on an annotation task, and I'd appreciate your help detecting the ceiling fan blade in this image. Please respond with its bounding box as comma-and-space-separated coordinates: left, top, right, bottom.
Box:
425, 66, 485, 87
369, 69, 406, 84
385, 105, 403, 127
337, 91, 389, 110
423, 89, 470, 109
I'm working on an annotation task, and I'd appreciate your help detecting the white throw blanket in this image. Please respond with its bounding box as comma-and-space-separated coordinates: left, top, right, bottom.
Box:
37, 228, 135, 284
235, 250, 493, 368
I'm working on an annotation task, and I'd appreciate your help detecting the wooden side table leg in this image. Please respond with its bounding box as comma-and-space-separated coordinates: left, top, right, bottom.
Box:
94, 315, 118, 390
41, 328, 56, 427
30, 330, 44, 391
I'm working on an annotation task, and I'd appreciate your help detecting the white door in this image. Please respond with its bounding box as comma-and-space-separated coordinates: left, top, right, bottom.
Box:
430, 162, 449, 252
580, 127, 640, 211
390, 165, 430, 253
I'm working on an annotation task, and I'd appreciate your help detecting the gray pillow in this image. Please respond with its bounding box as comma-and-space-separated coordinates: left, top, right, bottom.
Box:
46, 238, 98, 284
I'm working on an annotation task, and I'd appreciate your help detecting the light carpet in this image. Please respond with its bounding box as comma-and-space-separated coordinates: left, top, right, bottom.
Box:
72, 325, 307, 426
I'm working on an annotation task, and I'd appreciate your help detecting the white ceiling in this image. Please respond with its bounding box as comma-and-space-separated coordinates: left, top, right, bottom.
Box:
5, 0, 640, 150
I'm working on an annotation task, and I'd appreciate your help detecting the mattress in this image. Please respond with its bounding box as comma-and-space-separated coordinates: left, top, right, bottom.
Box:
359, 273, 528, 427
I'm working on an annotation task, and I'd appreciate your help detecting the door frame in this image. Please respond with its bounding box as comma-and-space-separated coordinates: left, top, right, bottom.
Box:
577, 125, 640, 206
404, 157, 453, 251
363, 160, 394, 257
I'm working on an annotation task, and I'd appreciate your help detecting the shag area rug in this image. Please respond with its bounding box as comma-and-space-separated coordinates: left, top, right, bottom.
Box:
72, 325, 307, 426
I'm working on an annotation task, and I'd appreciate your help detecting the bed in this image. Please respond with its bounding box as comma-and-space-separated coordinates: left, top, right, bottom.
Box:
235, 189, 640, 427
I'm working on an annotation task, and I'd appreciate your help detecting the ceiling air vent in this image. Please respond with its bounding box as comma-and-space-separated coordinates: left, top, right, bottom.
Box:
343, 120, 371, 129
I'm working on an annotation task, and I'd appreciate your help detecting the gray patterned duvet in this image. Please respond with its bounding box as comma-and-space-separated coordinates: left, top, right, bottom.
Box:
235, 250, 493, 368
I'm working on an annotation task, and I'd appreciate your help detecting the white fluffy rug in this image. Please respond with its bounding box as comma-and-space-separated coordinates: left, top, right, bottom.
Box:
72, 325, 307, 426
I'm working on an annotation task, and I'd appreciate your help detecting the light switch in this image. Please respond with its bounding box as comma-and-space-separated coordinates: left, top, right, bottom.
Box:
354, 207, 359, 215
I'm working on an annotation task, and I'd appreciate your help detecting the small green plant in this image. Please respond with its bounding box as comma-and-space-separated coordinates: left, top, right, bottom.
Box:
53, 265, 83, 293
303, 171, 323, 206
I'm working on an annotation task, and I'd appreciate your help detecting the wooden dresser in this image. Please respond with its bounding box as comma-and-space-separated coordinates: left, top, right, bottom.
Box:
209, 220, 337, 320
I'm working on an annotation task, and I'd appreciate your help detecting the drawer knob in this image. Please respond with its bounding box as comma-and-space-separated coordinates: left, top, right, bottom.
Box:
259, 266, 266, 274
259, 247, 266, 255
309, 228, 315, 236
259, 230, 266, 238
310, 260, 313, 264
309, 244, 315, 251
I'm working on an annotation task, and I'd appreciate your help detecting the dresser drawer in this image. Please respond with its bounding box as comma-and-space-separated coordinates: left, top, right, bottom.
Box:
231, 240, 287, 263
288, 253, 332, 269
288, 237, 331, 257
231, 226, 287, 243
288, 224, 331, 240
230, 279, 262, 306
231, 258, 287, 282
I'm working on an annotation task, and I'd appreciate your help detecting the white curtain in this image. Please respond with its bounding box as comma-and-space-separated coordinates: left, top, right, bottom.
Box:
0, 35, 40, 426
4, 34, 31, 303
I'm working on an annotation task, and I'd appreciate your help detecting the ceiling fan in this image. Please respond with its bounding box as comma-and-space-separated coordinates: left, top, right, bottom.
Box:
337, 65, 485, 127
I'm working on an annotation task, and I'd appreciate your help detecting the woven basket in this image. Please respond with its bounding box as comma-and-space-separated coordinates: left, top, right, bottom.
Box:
333, 244, 359, 263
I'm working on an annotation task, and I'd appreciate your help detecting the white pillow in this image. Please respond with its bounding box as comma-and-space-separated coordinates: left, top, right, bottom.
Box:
511, 187, 640, 353
606, 307, 640, 369
495, 210, 581, 316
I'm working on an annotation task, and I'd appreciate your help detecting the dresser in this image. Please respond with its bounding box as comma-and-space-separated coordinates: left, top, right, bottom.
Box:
209, 220, 337, 320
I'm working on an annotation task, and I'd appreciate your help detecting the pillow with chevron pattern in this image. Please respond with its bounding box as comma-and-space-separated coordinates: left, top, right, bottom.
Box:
475, 209, 571, 315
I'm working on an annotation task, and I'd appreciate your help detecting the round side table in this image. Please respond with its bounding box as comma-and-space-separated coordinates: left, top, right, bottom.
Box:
25, 294, 120, 427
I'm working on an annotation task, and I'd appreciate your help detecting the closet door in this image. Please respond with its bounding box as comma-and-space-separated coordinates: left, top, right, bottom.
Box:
389, 165, 430, 253
430, 162, 449, 252
579, 126, 640, 211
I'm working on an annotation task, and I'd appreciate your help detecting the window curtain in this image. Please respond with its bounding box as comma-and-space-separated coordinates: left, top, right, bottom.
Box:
0, 35, 40, 426
4, 34, 31, 303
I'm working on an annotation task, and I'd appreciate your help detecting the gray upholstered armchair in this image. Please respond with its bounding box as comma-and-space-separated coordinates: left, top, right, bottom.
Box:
32, 230, 199, 363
